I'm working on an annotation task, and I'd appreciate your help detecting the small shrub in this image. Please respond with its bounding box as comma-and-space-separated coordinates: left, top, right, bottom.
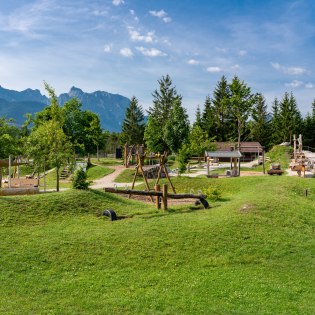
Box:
167, 155, 176, 162
72, 168, 89, 190
178, 144, 191, 174
204, 186, 222, 201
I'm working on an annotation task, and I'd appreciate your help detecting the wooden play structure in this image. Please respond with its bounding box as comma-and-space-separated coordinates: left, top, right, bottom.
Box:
0, 156, 40, 195
106, 146, 210, 210
105, 184, 209, 210
124, 144, 145, 168
290, 134, 310, 177
129, 147, 175, 197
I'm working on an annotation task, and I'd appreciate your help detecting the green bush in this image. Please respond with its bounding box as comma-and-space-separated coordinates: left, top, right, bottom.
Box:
72, 168, 89, 190
167, 155, 176, 162
204, 186, 222, 201
177, 144, 191, 173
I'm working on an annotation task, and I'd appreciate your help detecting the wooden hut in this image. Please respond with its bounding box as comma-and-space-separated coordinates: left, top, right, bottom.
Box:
205, 150, 242, 177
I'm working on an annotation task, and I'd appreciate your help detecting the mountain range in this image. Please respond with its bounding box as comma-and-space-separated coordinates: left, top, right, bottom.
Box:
0, 85, 130, 132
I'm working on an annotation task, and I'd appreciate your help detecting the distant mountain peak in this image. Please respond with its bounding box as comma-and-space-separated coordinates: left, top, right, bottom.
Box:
68, 86, 84, 97
0, 85, 130, 131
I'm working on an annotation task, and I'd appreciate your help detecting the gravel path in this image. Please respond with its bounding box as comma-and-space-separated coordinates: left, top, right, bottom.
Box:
90, 165, 141, 189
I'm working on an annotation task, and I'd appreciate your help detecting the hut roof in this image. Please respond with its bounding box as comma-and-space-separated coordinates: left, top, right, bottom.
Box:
205, 150, 242, 158
215, 142, 263, 153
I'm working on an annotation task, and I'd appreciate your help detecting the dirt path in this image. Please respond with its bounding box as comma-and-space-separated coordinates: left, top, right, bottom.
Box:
90, 165, 141, 189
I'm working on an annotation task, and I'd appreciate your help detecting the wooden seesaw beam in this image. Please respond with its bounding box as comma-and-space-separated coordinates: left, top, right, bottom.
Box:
104, 186, 209, 210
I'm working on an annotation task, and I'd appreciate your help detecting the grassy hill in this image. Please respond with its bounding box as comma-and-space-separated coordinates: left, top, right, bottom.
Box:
0, 175, 314, 314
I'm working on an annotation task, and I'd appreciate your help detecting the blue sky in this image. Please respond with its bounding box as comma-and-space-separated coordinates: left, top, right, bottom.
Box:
1, 0, 315, 121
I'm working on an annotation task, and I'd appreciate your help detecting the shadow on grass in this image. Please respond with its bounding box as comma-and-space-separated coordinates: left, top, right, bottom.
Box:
139, 204, 221, 220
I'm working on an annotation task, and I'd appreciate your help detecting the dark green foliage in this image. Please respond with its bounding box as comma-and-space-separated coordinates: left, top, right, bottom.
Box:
145, 75, 184, 152
164, 98, 190, 154
144, 116, 165, 153
229, 76, 256, 146
278, 92, 302, 142
194, 105, 202, 128
250, 93, 271, 148
72, 168, 89, 189
212, 75, 232, 141
270, 98, 282, 145
177, 144, 191, 173
120, 96, 145, 146
35, 97, 103, 156
201, 96, 216, 139
0, 117, 23, 159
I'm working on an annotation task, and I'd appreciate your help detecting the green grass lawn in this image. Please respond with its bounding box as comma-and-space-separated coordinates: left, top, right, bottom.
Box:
91, 157, 123, 166
86, 164, 114, 181
0, 174, 314, 314
39, 164, 114, 190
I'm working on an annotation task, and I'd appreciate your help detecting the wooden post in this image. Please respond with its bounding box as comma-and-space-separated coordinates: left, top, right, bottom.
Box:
124, 143, 128, 168
207, 157, 210, 176
162, 184, 168, 210
155, 184, 161, 209
8, 155, 11, 188
233, 158, 237, 176
293, 134, 296, 159
262, 150, 265, 174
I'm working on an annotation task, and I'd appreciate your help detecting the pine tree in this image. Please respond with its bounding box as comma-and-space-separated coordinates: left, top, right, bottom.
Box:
145, 74, 181, 152
270, 98, 282, 145
278, 92, 302, 142
302, 98, 315, 148
194, 105, 202, 128
121, 96, 145, 145
229, 76, 255, 148
164, 98, 190, 154
250, 93, 270, 148
212, 75, 231, 141
201, 96, 216, 139
147, 74, 181, 124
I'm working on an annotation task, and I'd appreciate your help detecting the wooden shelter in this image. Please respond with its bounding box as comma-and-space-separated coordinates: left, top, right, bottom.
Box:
215, 142, 263, 162
205, 150, 242, 177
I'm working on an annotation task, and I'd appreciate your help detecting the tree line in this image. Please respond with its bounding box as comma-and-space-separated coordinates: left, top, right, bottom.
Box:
121, 74, 315, 154
1, 75, 315, 187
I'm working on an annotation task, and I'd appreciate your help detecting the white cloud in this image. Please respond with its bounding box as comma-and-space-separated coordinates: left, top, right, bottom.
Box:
149, 9, 171, 23
129, 9, 139, 22
128, 27, 154, 43
305, 83, 314, 89
120, 47, 133, 57
285, 80, 304, 88
112, 0, 124, 6
239, 50, 247, 56
103, 44, 112, 53
136, 46, 166, 57
187, 59, 199, 65
216, 47, 228, 53
271, 62, 308, 75
206, 66, 221, 73
149, 10, 167, 18
232, 64, 240, 70
163, 17, 172, 23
